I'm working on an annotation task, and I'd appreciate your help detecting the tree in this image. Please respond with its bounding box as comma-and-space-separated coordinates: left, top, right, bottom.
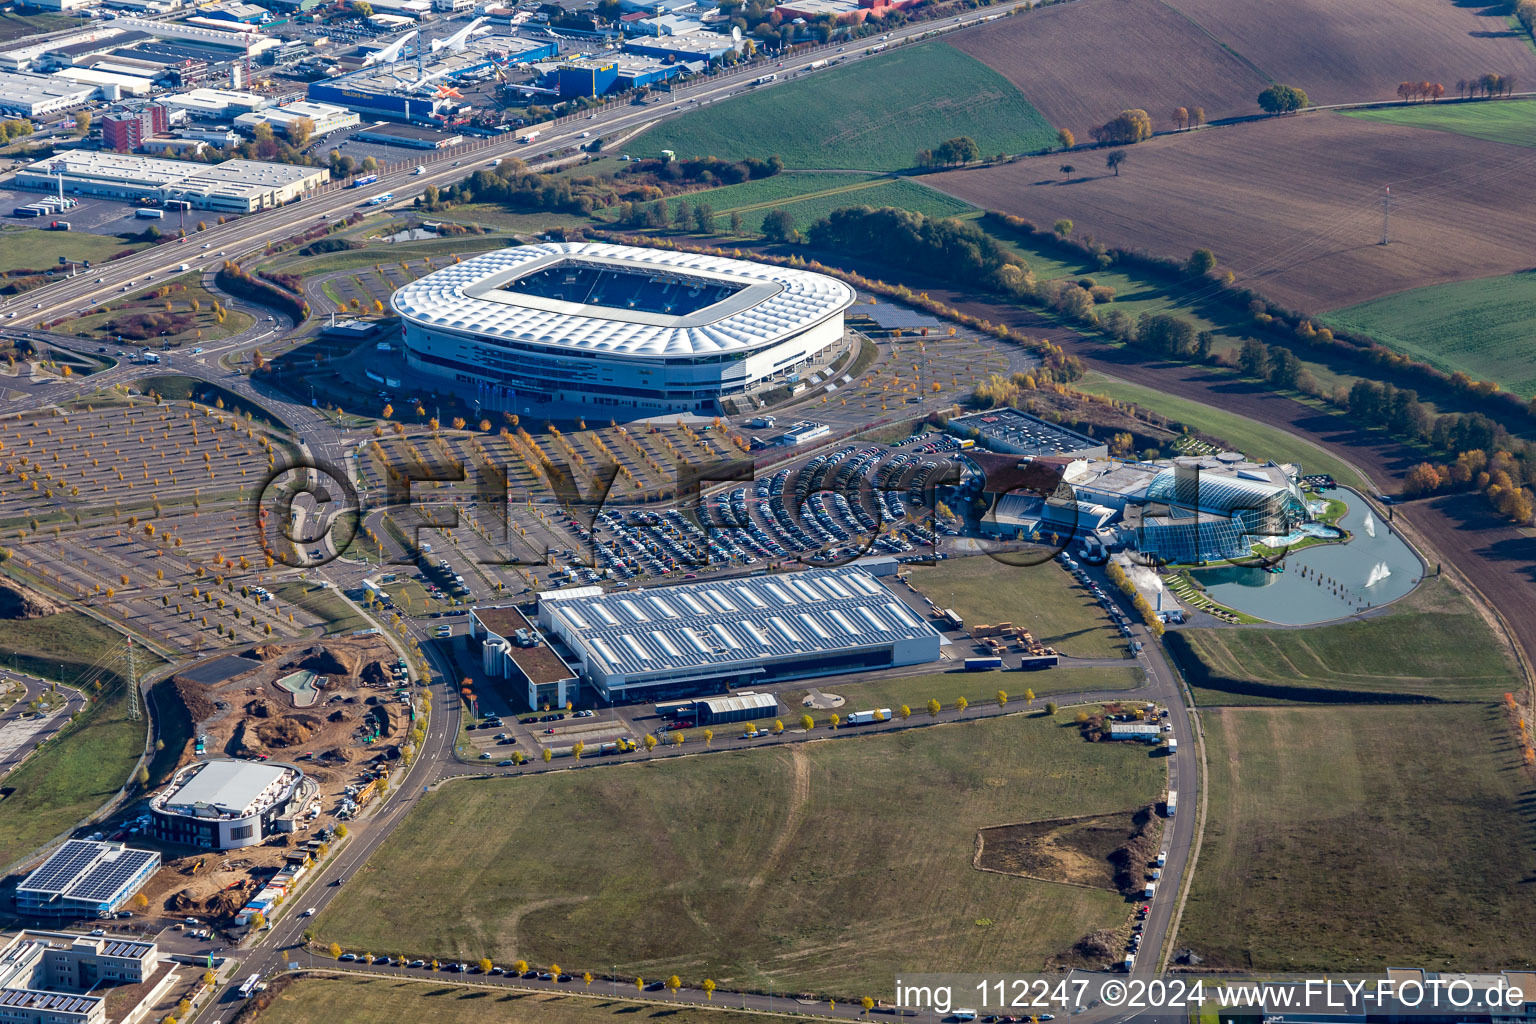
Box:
1057, 127, 1074, 150
335, 823, 348, 837
74, 111, 91, 136
955, 696, 969, 713
702, 728, 714, 747
636, 978, 645, 993
133, 892, 150, 910
1053, 218, 1073, 237
542, 747, 553, 763
1403, 462, 1442, 496
1105, 149, 1127, 176
927, 698, 941, 719
572, 740, 584, 760
800, 713, 815, 731
1171, 106, 1188, 129
931, 135, 981, 166
996, 690, 1008, 708
251, 122, 274, 144
135, 765, 149, 786
1257, 84, 1309, 113
515, 961, 529, 975
1058, 164, 1075, 180
1190, 106, 1206, 126
761, 208, 799, 244
863, 997, 876, 1017
288, 116, 316, 148
354, 0, 373, 15
644, 733, 658, 752
1045, 701, 1058, 716
703, 979, 717, 1000
829, 712, 841, 730
1185, 248, 1216, 276
729, 210, 743, 234
671, 732, 684, 747
480, 958, 494, 973
773, 718, 784, 733
584, 972, 594, 989
667, 975, 682, 998
1091, 109, 1153, 145
1238, 337, 1269, 378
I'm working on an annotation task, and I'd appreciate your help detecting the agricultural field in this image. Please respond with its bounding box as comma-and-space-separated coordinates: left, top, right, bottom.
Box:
1182, 703, 1536, 969
923, 113, 1536, 311
0, 229, 141, 278
1344, 99, 1536, 149
317, 713, 1166, 997
1166, 577, 1520, 705
906, 555, 1129, 659
950, 0, 1270, 139
670, 173, 976, 234
256, 980, 781, 1024
0, 10, 78, 42
635, 42, 1057, 171
1321, 271, 1536, 398
1161, 0, 1536, 106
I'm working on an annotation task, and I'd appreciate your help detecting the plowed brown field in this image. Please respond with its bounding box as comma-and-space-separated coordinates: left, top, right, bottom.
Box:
922, 112, 1536, 310
949, 0, 1271, 140
1161, 0, 1536, 106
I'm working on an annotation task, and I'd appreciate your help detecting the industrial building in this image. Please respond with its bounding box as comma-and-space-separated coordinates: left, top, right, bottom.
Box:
534, 564, 942, 702
0, 931, 162, 1024
0, 71, 95, 116
621, 31, 740, 62
15, 841, 160, 919
308, 36, 557, 123
471, 604, 580, 710
233, 100, 359, 137
13, 152, 328, 213
157, 86, 269, 119
549, 55, 683, 98
949, 408, 1108, 459
148, 758, 304, 849
391, 242, 856, 415
352, 121, 463, 148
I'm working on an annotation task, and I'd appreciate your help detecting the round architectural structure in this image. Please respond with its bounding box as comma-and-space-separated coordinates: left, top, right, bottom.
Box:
391, 241, 857, 414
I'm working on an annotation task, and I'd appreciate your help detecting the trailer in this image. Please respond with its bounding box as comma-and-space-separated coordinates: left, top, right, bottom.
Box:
1165, 790, 1177, 816
518, 130, 540, 143
964, 656, 1002, 671
135, 208, 164, 219
846, 708, 891, 725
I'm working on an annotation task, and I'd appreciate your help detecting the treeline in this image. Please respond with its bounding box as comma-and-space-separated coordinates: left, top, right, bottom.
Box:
804, 207, 1034, 299
1403, 449, 1534, 524
216, 262, 309, 323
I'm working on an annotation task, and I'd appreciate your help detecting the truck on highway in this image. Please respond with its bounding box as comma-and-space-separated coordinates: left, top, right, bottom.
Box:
964, 656, 1002, 671
364, 193, 394, 206
349, 174, 379, 189
806, 59, 827, 69
1166, 790, 1177, 816
751, 73, 777, 85
518, 130, 540, 143
846, 708, 891, 725
177, 263, 189, 272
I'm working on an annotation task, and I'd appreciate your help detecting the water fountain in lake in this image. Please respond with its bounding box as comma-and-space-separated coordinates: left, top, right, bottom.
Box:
1361, 510, 1376, 538
1364, 561, 1392, 588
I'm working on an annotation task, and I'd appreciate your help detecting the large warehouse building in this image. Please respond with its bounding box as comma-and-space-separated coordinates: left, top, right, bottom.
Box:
13, 152, 327, 212
392, 242, 857, 415
533, 564, 941, 702
149, 759, 304, 849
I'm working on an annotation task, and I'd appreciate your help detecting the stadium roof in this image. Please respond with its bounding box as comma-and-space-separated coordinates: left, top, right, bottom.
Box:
16, 840, 159, 904
161, 759, 290, 816
542, 565, 938, 678
391, 242, 856, 359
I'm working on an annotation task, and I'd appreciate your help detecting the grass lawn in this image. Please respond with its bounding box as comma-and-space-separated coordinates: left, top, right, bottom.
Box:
1183, 703, 1536, 968
0, 10, 79, 41
692, 175, 975, 234
256, 979, 789, 1024
265, 237, 514, 276
0, 610, 147, 868
1075, 372, 1371, 491
430, 204, 596, 235
777, 664, 1144, 719
635, 42, 1057, 171
0, 229, 140, 277
61, 273, 253, 346
904, 555, 1130, 659
1321, 270, 1536, 397
274, 581, 371, 636
1166, 577, 1519, 705
317, 713, 1165, 997
1344, 98, 1536, 149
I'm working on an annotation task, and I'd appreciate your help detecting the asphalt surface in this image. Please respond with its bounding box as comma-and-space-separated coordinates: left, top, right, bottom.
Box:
0, 673, 86, 780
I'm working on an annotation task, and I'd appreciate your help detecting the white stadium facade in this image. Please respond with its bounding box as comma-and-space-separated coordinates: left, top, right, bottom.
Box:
390, 242, 857, 415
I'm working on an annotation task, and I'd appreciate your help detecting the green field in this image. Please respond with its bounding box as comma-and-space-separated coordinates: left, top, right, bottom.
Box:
1344, 99, 1536, 149
1075, 372, 1371, 490
1183, 703, 1536, 968
274, 582, 371, 635
318, 713, 1165, 996
778, 665, 1144, 717
1166, 577, 1519, 705
640, 173, 977, 233
256, 980, 785, 1024
1321, 271, 1536, 396
0, 229, 141, 278
635, 43, 1057, 171
905, 555, 1130, 659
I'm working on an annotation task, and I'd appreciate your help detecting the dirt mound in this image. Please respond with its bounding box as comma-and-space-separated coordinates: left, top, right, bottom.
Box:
300, 647, 360, 677
244, 645, 285, 661
172, 678, 216, 726
0, 582, 61, 620
254, 717, 315, 748
1073, 929, 1116, 960
360, 659, 391, 685
977, 809, 1151, 891
245, 699, 273, 719
169, 889, 196, 911
1108, 805, 1162, 897
320, 746, 353, 763
207, 887, 249, 919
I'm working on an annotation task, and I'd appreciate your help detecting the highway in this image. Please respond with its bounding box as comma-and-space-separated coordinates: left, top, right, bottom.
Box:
0, 0, 1033, 329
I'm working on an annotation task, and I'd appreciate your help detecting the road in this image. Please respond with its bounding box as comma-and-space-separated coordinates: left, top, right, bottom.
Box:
0, 673, 86, 780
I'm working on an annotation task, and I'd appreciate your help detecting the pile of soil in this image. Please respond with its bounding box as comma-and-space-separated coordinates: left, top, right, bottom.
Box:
360, 659, 392, 685
245, 699, 274, 719
171, 679, 216, 729
0, 582, 61, 620
169, 889, 196, 911
300, 647, 360, 677
253, 716, 317, 748
244, 645, 285, 661
207, 889, 249, 918
1108, 805, 1162, 897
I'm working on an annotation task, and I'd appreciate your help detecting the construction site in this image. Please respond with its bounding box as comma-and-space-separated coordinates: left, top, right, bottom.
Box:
129, 634, 416, 927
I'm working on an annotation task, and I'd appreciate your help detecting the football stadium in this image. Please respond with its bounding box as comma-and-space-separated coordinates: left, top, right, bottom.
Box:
390, 242, 857, 415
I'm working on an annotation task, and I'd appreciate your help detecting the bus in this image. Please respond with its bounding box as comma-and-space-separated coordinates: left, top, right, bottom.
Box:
348, 174, 379, 189
237, 974, 262, 999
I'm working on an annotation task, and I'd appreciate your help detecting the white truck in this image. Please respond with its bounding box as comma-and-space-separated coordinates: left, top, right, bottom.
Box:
518, 130, 540, 143
846, 708, 891, 725
1166, 737, 1177, 753
1143, 881, 1156, 899
1166, 790, 1178, 816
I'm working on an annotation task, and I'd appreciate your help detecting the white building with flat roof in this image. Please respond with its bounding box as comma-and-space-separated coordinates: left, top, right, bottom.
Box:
158, 86, 269, 119
13, 152, 328, 213
15, 841, 160, 919
234, 100, 359, 137
0, 71, 95, 115
149, 759, 303, 849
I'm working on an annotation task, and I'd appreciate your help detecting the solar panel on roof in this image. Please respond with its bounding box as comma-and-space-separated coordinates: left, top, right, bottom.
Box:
20, 841, 103, 895
71, 849, 157, 902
